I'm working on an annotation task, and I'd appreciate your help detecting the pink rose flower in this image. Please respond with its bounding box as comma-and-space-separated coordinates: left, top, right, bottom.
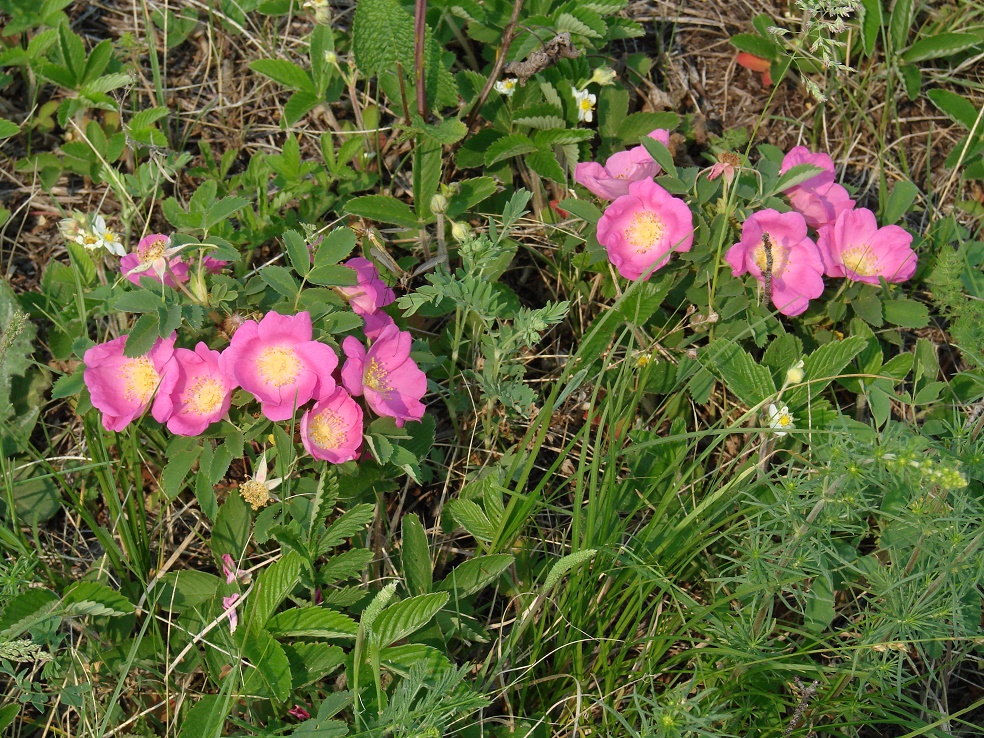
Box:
203, 255, 228, 273
363, 310, 395, 341
219, 311, 338, 422
573, 129, 671, 201
152, 343, 237, 436
779, 146, 836, 190
787, 180, 855, 230
336, 258, 396, 316
725, 209, 825, 316
300, 388, 364, 463
120, 234, 190, 287
596, 178, 694, 280
817, 208, 917, 284
83, 334, 176, 432
341, 324, 426, 427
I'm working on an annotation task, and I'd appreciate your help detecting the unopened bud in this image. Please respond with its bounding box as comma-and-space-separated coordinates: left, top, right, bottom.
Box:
430, 193, 448, 215
589, 66, 617, 86
450, 221, 472, 242
786, 360, 805, 385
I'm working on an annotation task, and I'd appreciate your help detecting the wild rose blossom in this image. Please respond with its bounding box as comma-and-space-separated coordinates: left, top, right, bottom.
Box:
83, 334, 176, 431
725, 209, 824, 316
220, 311, 338, 422
363, 310, 395, 341
574, 129, 672, 201
152, 343, 236, 436
300, 387, 364, 463
120, 234, 190, 287
780, 146, 854, 230
817, 207, 917, 284
336, 258, 395, 316
596, 178, 694, 280
341, 324, 426, 427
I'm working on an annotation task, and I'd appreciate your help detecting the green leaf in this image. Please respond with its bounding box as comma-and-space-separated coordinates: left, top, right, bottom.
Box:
0, 705, 19, 733
242, 629, 292, 702
729, 32, 778, 60
283, 229, 312, 276
248, 551, 302, 632
888, 0, 913, 53
413, 139, 443, 221
0, 118, 19, 138
162, 447, 201, 500
314, 227, 357, 267
344, 195, 419, 229
114, 290, 164, 314
770, 163, 827, 195
58, 23, 84, 85
703, 339, 776, 408
531, 128, 595, 147
401, 514, 432, 596
129, 107, 171, 130
884, 297, 929, 328
284, 90, 320, 125
249, 58, 316, 93
543, 549, 597, 593
267, 606, 358, 638
308, 265, 359, 286
321, 548, 374, 583
123, 313, 161, 358
446, 499, 496, 543
437, 554, 513, 598
0, 589, 59, 639
204, 196, 249, 230
882, 180, 919, 224
51, 369, 84, 400
371, 592, 449, 648
785, 336, 869, 408
282, 642, 346, 687
927, 89, 982, 133
380, 643, 453, 677
178, 695, 227, 738
61, 581, 134, 617
80, 73, 133, 96
484, 133, 537, 167
860, 0, 883, 56
211, 491, 250, 562
902, 33, 981, 63
640, 136, 677, 178
526, 147, 566, 183
616, 112, 679, 143
318, 503, 376, 554
260, 265, 300, 299
557, 198, 602, 223
155, 571, 221, 612
445, 177, 499, 218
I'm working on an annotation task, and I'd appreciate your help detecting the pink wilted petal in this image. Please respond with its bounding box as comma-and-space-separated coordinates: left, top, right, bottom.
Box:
596, 178, 694, 280
152, 343, 236, 435
84, 334, 176, 431
288, 705, 311, 721
301, 388, 364, 463
222, 593, 240, 633
816, 207, 917, 284
725, 209, 825, 316
120, 233, 190, 287
219, 311, 338, 422
351, 325, 427, 426
573, 129, 671, 201
337, 258, 396, 316
203, 255, 228, 273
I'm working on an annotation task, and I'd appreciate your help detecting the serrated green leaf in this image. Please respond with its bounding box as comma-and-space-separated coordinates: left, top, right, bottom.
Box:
51, 369, 84, 400
282, 642, 346, 687
242, 628, 292, 702
248, 551, 302, 632
0, 118, 19, 138
371, 591, 448, 648
61, 581, 133, 617
155, 571, 221, 612
129, 107, 170, 130
114, 290, 165, 314
266, 606, 358, 638
413, 138, 443, 221
730, 32, 779, 60
250, 58, 316, 93
446, 177, 499, 218
901, 33, 982, 63
771, 163, 827, 195
884, 298, 929, 328
284, 90, 320, 125
514, 114, 566, 129
380, 643, 453, 676
888, 0, 913, 53
318, 503, 375, 554
80, 73, 132, 96
557, 197, 603, 223
640, 136, 677, 178
401, 514, 432, 596
704, 339, 776, 408
616, 112, 679, 143
446, 499, 496, 542
313, 227, 357, 267
532, 128, 595, 147
485, 133, 536, 166
260, 265, 300, 299
556, 11, 603, 39
283, 229, 311, 276
321, 548, 373, 583
437, 554, 512, 598
927, 89, 982, 133
526, 147, 566, 183
178, 695, 226, 738
785, 336, 869, 408
204, 196, 249, 230
882, 180, 919, 224
123, 313, 161, 358
344, 195, 419, 229
308, 265, 359, 287
162, 447, 201, 500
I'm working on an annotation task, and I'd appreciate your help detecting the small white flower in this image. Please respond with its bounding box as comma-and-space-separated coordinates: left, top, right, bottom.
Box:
94, 219, 125, 257
572, 86, 596, 123
494, 78, 517, 97
767, 403, 795, 436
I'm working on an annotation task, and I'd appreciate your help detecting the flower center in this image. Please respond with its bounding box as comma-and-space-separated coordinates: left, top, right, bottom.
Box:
256, 346, 301, 387
752, 236, 787, 277
364, 357, 390, 395
183, 377, 225, 415
80, 233, 100, 248
309, 409, 344, 449
122, 357, 160, 404
626, 211, 665, 252
139, 238, 168, 262
841, 245, 877, 277
239, 479, 270, 510
777, 413, 792, 428
579, 98, 593, 112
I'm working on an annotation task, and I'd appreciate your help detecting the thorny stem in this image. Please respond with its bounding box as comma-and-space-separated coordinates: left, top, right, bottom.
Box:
462, 0, 525, 134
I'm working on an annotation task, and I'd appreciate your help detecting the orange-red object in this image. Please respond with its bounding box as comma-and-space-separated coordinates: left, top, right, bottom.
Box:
736, 52, 773, 86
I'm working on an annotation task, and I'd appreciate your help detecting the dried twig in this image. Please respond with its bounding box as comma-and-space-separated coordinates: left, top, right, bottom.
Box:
462, 0, 526, 134
784, 678, 820, 737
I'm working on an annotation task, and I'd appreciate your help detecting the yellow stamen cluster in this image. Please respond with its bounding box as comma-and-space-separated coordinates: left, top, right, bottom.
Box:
364, 357, 390, 395
308, 409, 344, 449
183, 377, 225, 415
626, 211, 665, 252
239, 479, 271, 510
257, 346, 301, 387
122, 358, 160, 403
841, 245, 877, 277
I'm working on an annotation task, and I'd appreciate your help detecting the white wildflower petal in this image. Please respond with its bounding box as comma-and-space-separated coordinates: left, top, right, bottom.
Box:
767, 403, 795, 437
